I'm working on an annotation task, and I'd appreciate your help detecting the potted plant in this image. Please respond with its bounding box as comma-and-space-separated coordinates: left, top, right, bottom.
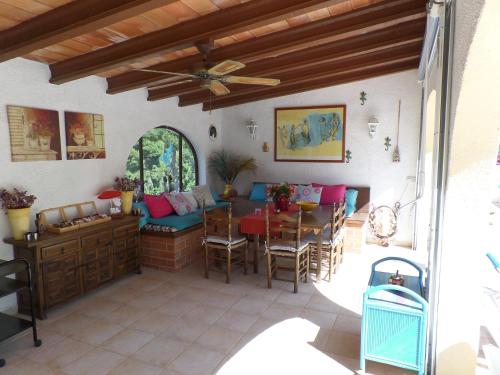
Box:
33, 121, 54, 151
269, 183, 292, 211
69, 123, 87, 146
0, 188, 37, 240
208, 150, 257, 197
114, 177, 140, 215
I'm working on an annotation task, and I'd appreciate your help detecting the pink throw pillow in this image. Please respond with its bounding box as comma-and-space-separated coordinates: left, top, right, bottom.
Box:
312, 183, 347, 205
144, 194, 174, 218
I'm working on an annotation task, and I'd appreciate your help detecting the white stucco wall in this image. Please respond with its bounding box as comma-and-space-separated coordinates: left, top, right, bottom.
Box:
220, 70, 421, 244
0, 58, 222, 311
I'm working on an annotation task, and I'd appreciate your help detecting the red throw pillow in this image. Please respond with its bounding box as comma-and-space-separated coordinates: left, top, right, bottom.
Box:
312, 183, 347, 205
144, 194, 174, 218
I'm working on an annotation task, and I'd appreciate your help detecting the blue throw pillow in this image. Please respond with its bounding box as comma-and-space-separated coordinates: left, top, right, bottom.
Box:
345, 189, 358, 217
210, 187, 220, 202
249, 183, 267, 201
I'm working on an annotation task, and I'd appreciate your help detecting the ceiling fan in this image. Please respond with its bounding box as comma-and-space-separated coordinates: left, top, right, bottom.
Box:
137, 59, 280, 96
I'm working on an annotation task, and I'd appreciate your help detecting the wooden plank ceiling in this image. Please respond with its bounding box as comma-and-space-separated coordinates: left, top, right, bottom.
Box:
0, 0, 427, 110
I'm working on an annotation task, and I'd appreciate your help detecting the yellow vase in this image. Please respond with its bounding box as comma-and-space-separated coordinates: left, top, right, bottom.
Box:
223, 184, 233, 197
7, 207, 31, 240
121, 191, 134, 215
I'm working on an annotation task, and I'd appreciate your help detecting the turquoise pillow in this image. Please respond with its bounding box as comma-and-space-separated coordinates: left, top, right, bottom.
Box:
209, 187, 220, 202
345, 189, 358, 217
249, 183, 267, 201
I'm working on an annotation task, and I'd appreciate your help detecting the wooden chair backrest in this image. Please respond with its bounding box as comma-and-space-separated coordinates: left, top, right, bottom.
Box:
265, 204, 303, 250
203, 202, 233, 242
328, 201, 346, 242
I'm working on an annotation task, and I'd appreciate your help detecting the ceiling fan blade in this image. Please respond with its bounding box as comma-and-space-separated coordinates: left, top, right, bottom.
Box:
207, 60, 245, 76
136, 68, 196, 78
148, 80, 194, 90
207, 80, 230, 96
224, 76, 280, 86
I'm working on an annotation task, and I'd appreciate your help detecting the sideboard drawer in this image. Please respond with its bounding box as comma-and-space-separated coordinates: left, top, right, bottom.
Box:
42, 240, 79, 260
81, 230, 112, 250
114, 224, 138, 239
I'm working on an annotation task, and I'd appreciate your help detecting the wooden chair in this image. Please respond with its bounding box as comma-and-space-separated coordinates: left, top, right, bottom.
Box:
202, 202, 248, 283
264, 205, 309, 293
308, 201, 346, 281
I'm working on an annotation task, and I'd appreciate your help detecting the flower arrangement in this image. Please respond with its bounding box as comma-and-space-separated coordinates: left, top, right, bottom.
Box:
32, 121, 53, 137
114, 177, 141, 192
0, 188, 37, 210
69, 122, 88, 137
268, 183, 292, 202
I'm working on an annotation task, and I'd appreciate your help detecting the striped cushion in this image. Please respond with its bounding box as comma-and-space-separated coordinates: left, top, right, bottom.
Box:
269, 240, 309, 252
206, 235, 246, 245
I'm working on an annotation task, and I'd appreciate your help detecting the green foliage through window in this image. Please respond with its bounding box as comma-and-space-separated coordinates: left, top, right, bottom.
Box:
126, 127, 198, 194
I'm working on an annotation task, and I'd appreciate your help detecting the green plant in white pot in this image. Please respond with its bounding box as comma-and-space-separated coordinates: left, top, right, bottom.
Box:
0, 188, 37, 240
208, 150, 257, 197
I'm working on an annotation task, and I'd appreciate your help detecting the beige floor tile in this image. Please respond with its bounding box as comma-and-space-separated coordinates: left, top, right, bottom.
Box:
1, 358, 56, 375
230, 296, 271, 315
125, 293, 171, 310
107, 285, 142, 303
128, 277, 166, 292
130, 311, 175, 334
71, 318, 123, 346
134, 337, 189, 367
160, 317, 211, 343
170, 344, 225, 375
45, 313, 96, 337
30, 337, 93, 369
324, 330, 361, 359
196, 325, 243, 353
108, 358, 164, 375
61, 347, 125, 375
181, 286, 211, 303
306, 293, 343, 313
103, 304, 150, 327
215, 310, 259, 333
0, 329, 64, 359
247, 317, 280, 334
184, 304, 227, 325
103, 328, 154, 356
333, 315, 362, 336
275, 291, 313, 307
261, 302, 303, 320
301, 308, 338, 329
147, 281, 185, 299
156, 295, 199, 317
80, 298, 122, 319
203, 291, 240, 309
244, 285, 283, 302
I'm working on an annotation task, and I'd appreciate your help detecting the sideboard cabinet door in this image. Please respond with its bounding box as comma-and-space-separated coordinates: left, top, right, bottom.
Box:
42, 252, 82, 307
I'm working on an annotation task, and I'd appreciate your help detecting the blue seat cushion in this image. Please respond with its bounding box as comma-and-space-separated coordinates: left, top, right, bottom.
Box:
345, 189, 358, 217
249, 183, 267, 201
136, 200, 229, 231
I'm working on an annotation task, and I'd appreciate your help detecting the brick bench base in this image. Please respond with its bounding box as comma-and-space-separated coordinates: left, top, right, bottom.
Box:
140, 226, 203, 272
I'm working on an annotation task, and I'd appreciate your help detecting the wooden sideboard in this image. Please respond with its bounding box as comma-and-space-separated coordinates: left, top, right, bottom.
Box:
3, 216, 141, 319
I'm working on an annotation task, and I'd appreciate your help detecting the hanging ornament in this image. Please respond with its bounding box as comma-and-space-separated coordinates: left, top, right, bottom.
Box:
392, 100, 401, 163
345, 149, 352, 163
360, 91, 367, 105
384, 137, 392, 151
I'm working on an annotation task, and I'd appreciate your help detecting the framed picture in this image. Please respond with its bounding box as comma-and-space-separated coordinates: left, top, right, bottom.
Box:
64, 111, 105, 159
6, 105, 62, 162
274, 105, 346, 162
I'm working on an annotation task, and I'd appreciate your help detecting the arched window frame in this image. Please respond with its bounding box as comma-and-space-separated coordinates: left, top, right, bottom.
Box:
136, 126, 199, 192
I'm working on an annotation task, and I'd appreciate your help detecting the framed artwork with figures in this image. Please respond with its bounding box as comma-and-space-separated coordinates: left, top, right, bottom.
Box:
275, 105, 346, 162
64, 111, 106, 160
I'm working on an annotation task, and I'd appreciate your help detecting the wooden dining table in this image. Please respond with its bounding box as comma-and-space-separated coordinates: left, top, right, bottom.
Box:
229, 197, 333, 283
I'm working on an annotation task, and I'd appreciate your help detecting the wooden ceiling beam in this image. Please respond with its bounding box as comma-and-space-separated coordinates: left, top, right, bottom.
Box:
106, 0, 427, 94
177, 42, 422, 107
199, 60, 419, 110
147, 19, 425, 101
49, 0, 349, 84
0, 0, 179, 63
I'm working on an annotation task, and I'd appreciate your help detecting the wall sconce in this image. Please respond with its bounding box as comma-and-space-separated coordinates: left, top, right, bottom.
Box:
246, 119, 258, 140
367, 116, 380, 138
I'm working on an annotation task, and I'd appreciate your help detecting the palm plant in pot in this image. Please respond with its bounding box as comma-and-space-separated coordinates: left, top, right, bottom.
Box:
208, 150, 257, 197
0, 188, 37, 240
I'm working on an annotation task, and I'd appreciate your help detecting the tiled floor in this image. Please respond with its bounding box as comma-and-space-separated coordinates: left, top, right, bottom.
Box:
0, 245, 424, 375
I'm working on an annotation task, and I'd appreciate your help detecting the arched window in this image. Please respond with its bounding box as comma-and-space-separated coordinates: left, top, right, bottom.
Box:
126, 126, 198, 194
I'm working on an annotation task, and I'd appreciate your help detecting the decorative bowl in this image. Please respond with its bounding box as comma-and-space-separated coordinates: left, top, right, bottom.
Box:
295, 201, 319, 213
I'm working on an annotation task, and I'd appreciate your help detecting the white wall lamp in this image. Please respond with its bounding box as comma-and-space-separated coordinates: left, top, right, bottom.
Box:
246, 119, 258, 140
367, 116, 380, 138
